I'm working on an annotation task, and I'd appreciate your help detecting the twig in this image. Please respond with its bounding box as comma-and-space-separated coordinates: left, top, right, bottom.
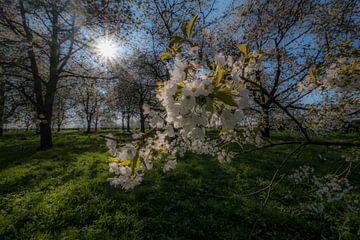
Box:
248, 143, 305, 239
237, 140, 360, 156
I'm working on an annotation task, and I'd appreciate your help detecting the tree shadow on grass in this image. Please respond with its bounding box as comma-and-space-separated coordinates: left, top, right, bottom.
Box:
126, 146, 346, 240
0, 131, 357, 240
0, 131, 113, 195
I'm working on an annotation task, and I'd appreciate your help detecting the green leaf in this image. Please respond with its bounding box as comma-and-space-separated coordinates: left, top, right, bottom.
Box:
214, 88, 238, 107
308, 69, 319, 79
181, 21, 187, 36
161, 52, 171, 61
219, 127, 227, 136
170, 35, 184, 44
177, 81, 185, 88
205, 98, 214, 113
213, 66, 223, 85
130, 154, 139, 176
173, 89, 182, 101
308, 107, 317, 114
157, 82, 164, 88
136, 157, 141, 169
236, 44, 248, 55
121, 160, 131, 166
187, 15, 198, 36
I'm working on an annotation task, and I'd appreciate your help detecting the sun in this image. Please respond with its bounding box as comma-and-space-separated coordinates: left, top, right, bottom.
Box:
95, 37, 119, 60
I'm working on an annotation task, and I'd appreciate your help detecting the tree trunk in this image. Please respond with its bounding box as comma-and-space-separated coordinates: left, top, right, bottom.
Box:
19, 0, 59, 149
0, 77, 5, 137
86, 115, 92, 133
94, 114, 99, 132
140, 115, 145, 133
57, 124, 61, 132
121, 113, 125, 131
126, 113, 130, 132
39, 118, 52, 150
139, 101, 145, 133
261, 106, 270, 138
35, 125, 40, 135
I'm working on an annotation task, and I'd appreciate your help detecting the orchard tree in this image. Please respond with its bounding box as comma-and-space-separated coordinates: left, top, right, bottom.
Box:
104, 16, 359, 196
75, 77, 106, 133
52, 86, 72, 132
14, 103, 36, 131
214, 0, 359, 137
114, 53, 157, 132
0, 0, 136, 149
112, 80, 138, 132
0, 73, 28, 135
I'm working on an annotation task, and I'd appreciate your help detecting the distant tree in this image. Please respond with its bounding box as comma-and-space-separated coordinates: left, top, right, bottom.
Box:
75, 78, 103, 133
0, 73, 28, 135
114, 54, 156, 132
52, 86, 72, 132
112, 80, 137, 132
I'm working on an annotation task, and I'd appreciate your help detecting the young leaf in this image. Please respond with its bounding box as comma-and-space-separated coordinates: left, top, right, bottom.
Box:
177, 81, 185, 88
214, 88, 238, 107
130, 154, 139, 176
213, 66, 224, 85
108, 156, 121, 163
121, 160, 131, 166
205, 98, 214, 113
170, 35, 184, 44
181, 21, 187, 36
187, 15, 198, 36
157, 82, 165, 88
236, 44, 248, 55
161, 52, 171, 61
308, 69, 319, 79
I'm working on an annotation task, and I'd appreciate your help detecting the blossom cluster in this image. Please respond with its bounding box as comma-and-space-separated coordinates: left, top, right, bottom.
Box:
289, 165, 314, 184
106, 50, 254, 190
323, 58, 360, 92
289, 165, 354, 215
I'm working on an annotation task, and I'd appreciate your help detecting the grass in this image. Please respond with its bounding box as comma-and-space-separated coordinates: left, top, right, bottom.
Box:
0, 130, 359, 239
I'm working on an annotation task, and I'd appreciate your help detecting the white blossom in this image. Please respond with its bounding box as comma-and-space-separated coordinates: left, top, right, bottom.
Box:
163, 159, 177, 172
215, 52, 226, 66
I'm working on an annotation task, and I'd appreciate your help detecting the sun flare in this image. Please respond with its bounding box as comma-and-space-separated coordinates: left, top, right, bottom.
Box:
95, 38, 119, 60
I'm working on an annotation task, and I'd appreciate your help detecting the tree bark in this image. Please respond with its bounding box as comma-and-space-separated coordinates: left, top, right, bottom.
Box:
139, 99, 145, 133
261, 106, 270, 138
94, 114, 99, 132
86, 115, 92, 133
121, 113, 125, 131
38, 115, 52, 149
19, 1, 61, 150
140, 114, 145, 133
40, 123, 52, 149
0, 77, 5, 137
126, 113, 131, 132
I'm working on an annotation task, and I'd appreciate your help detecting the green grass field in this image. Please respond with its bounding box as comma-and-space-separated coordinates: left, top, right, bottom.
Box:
0, 130, 359, 240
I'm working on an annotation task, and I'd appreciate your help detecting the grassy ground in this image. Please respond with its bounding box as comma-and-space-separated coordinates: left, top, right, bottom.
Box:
0, 130, 359, 240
